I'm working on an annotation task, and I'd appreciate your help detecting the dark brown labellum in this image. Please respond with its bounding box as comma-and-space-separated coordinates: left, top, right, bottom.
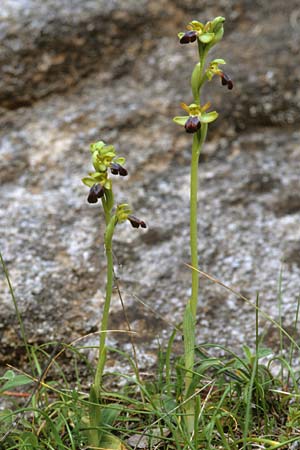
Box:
180, 30, 197, 44
110, 162, 128, 176
87, 183, 104, 203
87, 190, 98, 203
128, 215, 147, 229
221, 71, 233, 90
118, 166, 128, 176
184, 116, 201, 133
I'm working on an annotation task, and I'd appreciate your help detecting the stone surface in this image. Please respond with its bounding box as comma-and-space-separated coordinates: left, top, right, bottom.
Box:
1, 0, 300, 376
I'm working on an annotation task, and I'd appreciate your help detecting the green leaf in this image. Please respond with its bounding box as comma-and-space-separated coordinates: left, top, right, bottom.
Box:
173, 116, 189, 126
100, 432, 126, 450
243, 345, 253, 362
199, 33, 215, 43
256, 346, 273, 359
101, 404, 121, 427
20, 431, 38, 447
0, 370, 15, 381
88, 385, 101, 446
0, 409, 13, 426
0, 374, 32, 393
200, 111, 218, 123
183, 303, 195, 375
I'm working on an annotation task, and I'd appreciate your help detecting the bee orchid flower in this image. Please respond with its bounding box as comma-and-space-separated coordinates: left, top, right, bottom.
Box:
173, 102, 218, 133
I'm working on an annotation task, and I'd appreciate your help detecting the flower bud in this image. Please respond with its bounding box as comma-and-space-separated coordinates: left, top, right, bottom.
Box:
191, 63, 201, 100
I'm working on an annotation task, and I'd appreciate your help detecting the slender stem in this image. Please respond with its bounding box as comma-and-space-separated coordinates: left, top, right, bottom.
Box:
189, 124, 208, 318
184, 41, 209, 436
184, 124, 207, 436
189, 133, 200, 318
93, 215, 116, 400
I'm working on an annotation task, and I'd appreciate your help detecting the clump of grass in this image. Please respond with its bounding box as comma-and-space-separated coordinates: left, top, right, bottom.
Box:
1, 15, 300, 450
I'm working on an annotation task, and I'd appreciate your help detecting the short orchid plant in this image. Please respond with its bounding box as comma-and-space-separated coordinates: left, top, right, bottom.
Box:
82, 141, 146, 446
82, 15, 232, 447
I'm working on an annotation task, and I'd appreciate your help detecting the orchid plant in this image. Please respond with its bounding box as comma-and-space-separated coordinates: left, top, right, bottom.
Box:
82, 141, 146, 446
173, 16, 233, 436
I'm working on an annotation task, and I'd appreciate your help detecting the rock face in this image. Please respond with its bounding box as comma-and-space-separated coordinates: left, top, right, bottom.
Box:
1, 0, 300, 374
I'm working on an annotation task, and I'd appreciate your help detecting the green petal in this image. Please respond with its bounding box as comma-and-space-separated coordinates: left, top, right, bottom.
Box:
199, 33, 215, 43
173, 116, 189, 126
178, 32, 184, 39
82, 177, 95, 187
200, 111, 219, 123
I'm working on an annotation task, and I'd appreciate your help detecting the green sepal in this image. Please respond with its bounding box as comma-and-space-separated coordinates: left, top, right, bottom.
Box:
173, 116, 189, 126
200, 111, 218, 123
90, 141, 105, 153
178, 32, 184, 39
82, 177, 96, 187
211, 58, 226, 65
211, 16, 225, 32
199, 33, 214, 43
90, 172, 105, 181
99, 145, 115, 155
92, 152, 101, 171
114, 157, 126, 165
102, 151, 115, 158
213, 25, 224, 43
97, 163, 107, 172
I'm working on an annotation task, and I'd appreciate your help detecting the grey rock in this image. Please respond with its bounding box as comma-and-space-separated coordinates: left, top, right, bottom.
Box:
1, 0, 300, 376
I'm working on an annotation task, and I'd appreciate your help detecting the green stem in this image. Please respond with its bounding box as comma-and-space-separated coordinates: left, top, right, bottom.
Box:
184, 41, 209, 436
184, 124, 207, 436
189, 125, 207, 318
93, 214, 116, 400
